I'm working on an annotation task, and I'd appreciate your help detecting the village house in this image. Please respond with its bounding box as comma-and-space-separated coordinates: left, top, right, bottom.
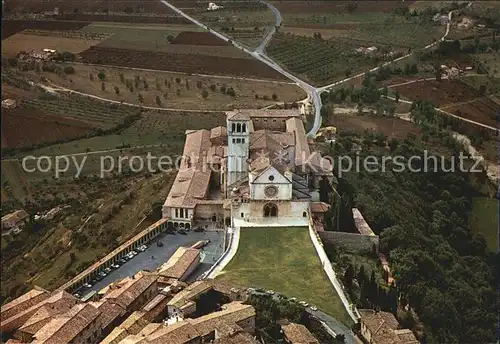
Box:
1, 209, 30, 235
281, 322, 319, 344
359, 309, 419, 344
157, 247, 201, 282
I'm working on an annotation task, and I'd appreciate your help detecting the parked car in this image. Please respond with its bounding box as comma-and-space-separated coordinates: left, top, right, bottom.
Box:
290, 297, 297, 302
118, 258, 127, 264
310, 305, 318, 311
82, 283, 92, 288
73, 293, 82, 298
138, 244, 148, 252
130, 250, 138, 256
299, 301, 309, 307
178, 229, 187, 235
98, 271, 107, 278
111, 263, 120, 269
266, 290, 275, 295
103, 267, 112, 274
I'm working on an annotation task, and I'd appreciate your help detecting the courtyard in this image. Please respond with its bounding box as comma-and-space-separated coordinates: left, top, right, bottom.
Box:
217, 226, 352, 325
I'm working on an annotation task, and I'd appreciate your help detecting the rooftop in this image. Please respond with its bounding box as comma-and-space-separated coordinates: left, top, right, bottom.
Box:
103, 272, 158, 309
1, 286, 49, 320
227, 109, 300, 121
1, 209, 29, 225
31, 303, 100, 344
281, 323, 319, 344
167, 280, 212, 309
157, 247, 200, 280
359, 309, 418, 344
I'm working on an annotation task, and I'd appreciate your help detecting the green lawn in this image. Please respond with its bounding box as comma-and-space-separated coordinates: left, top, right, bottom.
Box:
470, 197, 499, 252
217, 227, 353, 325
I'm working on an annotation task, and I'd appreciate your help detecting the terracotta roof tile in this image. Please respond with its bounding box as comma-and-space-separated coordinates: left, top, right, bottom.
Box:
1, 287, 50, 320
31, 303, 100, 344
167, 281, 212, 309
157, 247, 200, 280
281, 323, 319, 344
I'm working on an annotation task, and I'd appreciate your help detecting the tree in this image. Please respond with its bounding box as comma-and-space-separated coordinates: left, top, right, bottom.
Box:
119, 73, 125, 83
343, 264, 355, 294
220, 85, 227, 93
63, 66, 75, 74
89, 73, 94, 81
97, 71, 106, 81
382, 86, 388, 98
357, 265, 366, 286
156, 95, 162, 106
201, 89, 209, 99
196, 80, 202, 89
114, 86, 120, 94
226, 87, 236, 97
272, 93, 278, 101
395, 91, 400, 103
143, 79, 148, 90
175, 77, 181, 84
210, 84, 216, 91
101, 82, 105, 91
138, 93, 144, 103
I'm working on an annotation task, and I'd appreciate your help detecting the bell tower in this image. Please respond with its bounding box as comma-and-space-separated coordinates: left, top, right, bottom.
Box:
227, 111, 250, 187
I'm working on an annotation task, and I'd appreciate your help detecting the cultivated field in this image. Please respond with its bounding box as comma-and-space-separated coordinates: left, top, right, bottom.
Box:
2, 19, 90, 40
393, 79, 500, 127
218, 226, 353, 325
1, 107, 96, 149
39, 64, 305, 110
267, 33, 377, 86
271, 1, 416, 14
78, 22, 249, 57
328, 115, 421, 139
3, 0, 176, 15
2, 32, 101, 58
79, 46, 286, 79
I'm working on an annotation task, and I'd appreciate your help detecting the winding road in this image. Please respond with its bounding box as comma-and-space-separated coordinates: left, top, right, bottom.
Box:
160, 0, 468, 138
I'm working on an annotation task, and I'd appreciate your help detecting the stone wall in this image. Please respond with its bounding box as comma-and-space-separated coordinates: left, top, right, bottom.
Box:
319, 231, 379, 254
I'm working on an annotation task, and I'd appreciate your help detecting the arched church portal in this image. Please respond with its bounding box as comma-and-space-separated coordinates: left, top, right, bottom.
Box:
263, 203, 278, 217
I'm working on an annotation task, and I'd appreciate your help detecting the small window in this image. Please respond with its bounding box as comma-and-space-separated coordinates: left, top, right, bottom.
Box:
269, 175, 274, 181
236, 138, 241, 143
237, 123, 241, 132
175, 208, 179, 218
242, 123, 247, 132
241, 138, 245, 144
232, 138, 236, 144
241, 212, 244, 218
303, 212, 307, 217
232, 123, 236, 132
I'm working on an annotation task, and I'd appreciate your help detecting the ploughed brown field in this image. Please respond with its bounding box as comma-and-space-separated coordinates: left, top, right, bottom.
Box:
393, 79, 500, 128
1, 107, 96, 149
392, 80, 478, 107
79, 46, 287, 80
170, 31, 230, 46
2, 20, 90, 40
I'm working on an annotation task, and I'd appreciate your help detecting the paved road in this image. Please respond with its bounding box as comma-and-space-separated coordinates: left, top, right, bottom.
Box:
255, 0, 282, 53
307, 309, 357, 344
77, 230, 223, 295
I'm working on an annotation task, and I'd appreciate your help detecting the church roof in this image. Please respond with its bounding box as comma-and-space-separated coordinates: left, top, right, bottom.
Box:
226, 109, 300, 121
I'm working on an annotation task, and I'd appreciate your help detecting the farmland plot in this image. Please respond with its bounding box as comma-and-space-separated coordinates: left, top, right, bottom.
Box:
267, 33, 378, 86
20, 94, 140, 128
40, 64, 305, 110
2, 20, 90, 40
2, 33, 100, 58
1, 107, 96, 149
79, 46, 287, 80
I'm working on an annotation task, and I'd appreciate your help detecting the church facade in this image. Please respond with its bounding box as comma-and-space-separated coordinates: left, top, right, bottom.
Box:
162, 109, 333, 229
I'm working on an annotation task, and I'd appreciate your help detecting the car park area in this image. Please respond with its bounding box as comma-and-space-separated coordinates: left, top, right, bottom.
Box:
75, 230, 224, 296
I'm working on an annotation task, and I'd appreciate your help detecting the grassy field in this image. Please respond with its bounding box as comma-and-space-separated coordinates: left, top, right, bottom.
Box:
469, 197, 499, 252
35, 64, 305, 110
474, 53, 500, 78
217, 227, 352, 325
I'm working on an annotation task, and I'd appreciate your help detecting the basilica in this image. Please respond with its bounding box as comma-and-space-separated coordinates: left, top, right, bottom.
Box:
162, 109, 333, 229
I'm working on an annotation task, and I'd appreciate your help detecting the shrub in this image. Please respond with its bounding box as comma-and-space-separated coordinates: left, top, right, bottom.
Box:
63, 66, 75, 74
175, 77, 181, 84
114, 86, 120, 94
226, 87, 236, 97
201, 89, 209, 99
156, 95, 162, 106
196, 80, 202, 89
138, 93, 144, 103
272, 93, 278, 101
220, 85, 227, 93
210, 84, 216, 91
97, 71, 106, 80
